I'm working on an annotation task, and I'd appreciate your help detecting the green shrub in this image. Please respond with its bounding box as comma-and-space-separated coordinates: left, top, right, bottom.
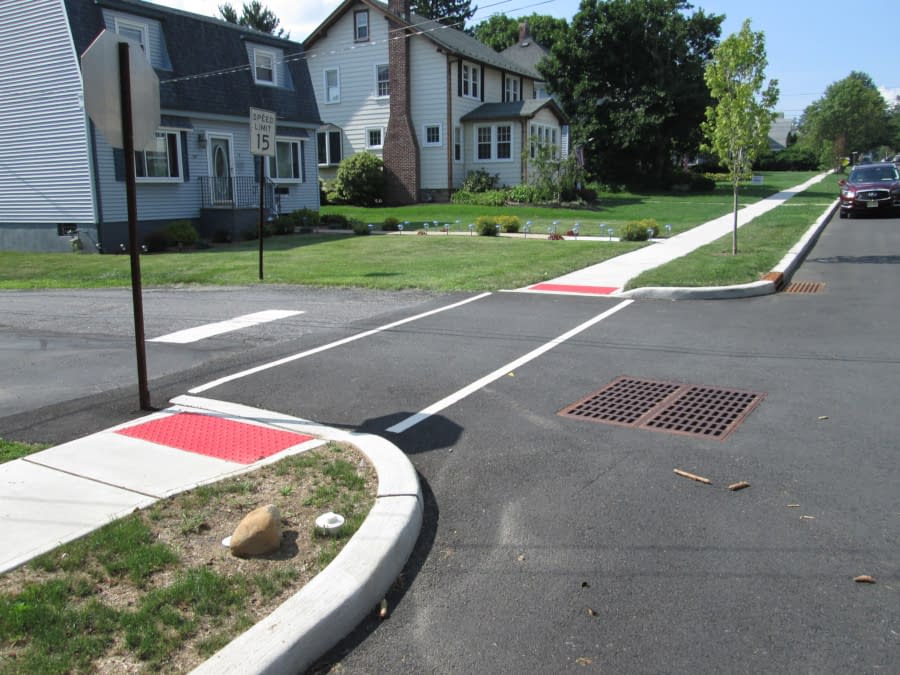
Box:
460, 169, 500, 193
321, 213, 349, 229
272, 214, 295, 235
382, 216, 400, 231
331, 152, 384, 206
450, 190, 507, 206
351, 220, 370, 235
496, 215, 521, 233
506, 184, 536, 203
475, 216, 498, 236
620, 219, 660, 241
290, 208, 320, 229
164, 220, 199, 247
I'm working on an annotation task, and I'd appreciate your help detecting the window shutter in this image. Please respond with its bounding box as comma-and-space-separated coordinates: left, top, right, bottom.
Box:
180, 131, 190, 182
457, 61, 462, 98
480, 68, 485, 102
113, 149, 125, 182
501, 73, 506, 102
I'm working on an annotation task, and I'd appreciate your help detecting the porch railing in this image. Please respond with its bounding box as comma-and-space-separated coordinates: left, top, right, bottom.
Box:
199, 176, 278, 215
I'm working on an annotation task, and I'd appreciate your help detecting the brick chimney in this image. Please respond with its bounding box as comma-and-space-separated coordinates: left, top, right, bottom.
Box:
518, 21, 530, 44
383, 0, 419, 204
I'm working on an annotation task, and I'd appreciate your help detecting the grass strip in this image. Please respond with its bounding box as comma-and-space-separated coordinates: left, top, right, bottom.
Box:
625, 181, 838, 290
0, 439, 48, 464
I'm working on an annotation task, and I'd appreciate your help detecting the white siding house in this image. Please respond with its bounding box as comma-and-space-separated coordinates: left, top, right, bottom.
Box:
0, 0, 321, 252
305, 0, 568, 204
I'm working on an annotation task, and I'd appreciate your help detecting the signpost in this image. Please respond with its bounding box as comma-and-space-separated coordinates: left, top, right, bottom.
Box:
82, 31, 160, 410
249, 108, 276, 280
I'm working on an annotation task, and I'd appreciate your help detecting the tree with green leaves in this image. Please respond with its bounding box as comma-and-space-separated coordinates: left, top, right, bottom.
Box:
540, 0, 722, 186
219, 1, 288, 38
701, 19, 778, 255
473, 13, 568, 51
796, 72, 889, 168
410, 0, 476, 29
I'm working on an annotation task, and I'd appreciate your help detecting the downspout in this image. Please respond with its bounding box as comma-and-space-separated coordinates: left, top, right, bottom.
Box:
87, 120, 105, 251
521, 119, 528, 184
447, 54, 453, 197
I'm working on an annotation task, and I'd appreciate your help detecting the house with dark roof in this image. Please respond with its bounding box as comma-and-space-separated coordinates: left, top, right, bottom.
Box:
303, 0, 569, 204
0, 0, 321, 252
499, 22, 553, 100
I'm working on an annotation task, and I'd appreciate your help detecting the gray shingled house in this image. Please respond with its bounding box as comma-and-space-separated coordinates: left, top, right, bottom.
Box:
0, 0, 321, 252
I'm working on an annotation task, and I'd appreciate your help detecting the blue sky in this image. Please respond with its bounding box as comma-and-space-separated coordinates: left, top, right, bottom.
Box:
155, 0, 900, 121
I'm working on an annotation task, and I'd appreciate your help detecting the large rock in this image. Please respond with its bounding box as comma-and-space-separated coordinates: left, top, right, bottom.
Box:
230, 504, 283, 557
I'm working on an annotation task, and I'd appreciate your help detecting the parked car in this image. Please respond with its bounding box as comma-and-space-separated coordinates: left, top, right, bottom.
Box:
838, 163, 900, 218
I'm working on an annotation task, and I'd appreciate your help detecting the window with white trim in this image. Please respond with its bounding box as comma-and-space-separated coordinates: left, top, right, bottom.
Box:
324, 68, 340, 103
476, 126, 492, 160
454, 126, 462, 162
114, 18, 149, 59
476, 125, 513, 161
530, 123, 560, 159
366, 127, 384, 149
424, 124, 442, 146
317, 130, 342, 166
375, 64, 390, 97
462, 63, 480, 100
354, 10, 369, 41
134, 130, 181, 181
504, 77, 520, 102
253, 48, 276, 85
269, 139, 304, 181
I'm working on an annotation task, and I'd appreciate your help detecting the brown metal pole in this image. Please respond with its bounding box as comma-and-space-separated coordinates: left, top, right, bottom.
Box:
259, 155, 265, 280
118, 42, 151, 410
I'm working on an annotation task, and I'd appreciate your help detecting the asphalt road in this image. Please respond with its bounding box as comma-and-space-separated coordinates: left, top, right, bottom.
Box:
1, 211, 898, 673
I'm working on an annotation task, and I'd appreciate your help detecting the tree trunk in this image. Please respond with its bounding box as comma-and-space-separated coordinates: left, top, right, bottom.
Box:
732, 180, 739, 255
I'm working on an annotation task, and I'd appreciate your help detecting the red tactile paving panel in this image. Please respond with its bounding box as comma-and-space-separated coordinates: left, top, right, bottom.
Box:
528, 283, 619, 295
116, 413, 314, 464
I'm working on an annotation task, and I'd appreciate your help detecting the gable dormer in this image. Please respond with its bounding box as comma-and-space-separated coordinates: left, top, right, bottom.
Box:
101, 8, 172, 70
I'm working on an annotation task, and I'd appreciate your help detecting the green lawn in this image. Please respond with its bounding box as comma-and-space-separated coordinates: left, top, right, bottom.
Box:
0, 171, 825, 292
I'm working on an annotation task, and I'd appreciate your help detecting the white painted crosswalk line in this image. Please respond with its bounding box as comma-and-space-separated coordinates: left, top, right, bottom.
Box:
149, 310, 304, 344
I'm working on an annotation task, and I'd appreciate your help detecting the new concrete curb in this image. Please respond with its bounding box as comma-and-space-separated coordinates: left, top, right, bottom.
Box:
171, 396, 423, 675
617, 199, 839, 301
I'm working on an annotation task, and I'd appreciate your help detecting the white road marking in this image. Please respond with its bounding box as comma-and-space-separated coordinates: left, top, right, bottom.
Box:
150, 310, 304, 344
386, 299, 634, 434
188, 293, 493, 394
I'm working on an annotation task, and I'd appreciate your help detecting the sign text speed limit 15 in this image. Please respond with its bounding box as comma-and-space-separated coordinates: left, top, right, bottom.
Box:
249, 108, 276, 157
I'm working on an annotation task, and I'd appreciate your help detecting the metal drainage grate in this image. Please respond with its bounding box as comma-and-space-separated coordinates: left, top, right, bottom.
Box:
784, 281, 825, 294
559, 376, 765, 440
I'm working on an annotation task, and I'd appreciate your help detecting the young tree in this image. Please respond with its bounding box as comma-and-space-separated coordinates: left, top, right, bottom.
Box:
540, 0, 722, 185
219, 1, 288, 38
701, 19, 778, 255
410, 0, 476, 29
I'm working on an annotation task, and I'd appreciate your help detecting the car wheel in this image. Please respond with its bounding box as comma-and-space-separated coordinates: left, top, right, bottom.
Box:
839, 209, 848, 219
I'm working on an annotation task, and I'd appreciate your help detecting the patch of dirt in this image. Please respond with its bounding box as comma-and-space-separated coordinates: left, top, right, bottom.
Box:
0, 442, 377, 673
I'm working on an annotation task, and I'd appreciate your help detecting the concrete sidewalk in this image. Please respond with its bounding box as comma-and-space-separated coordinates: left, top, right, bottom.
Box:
517, 172, 835, 299
0, 395, 422, 674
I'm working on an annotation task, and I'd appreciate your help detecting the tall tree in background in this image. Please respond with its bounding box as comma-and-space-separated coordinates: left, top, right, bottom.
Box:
219, 1, 288, 38
473, 14, 569, 51
797, 72, 889, 168
410, 0, 476, 29
540, 0, 722, 185
701, 19, 778, 255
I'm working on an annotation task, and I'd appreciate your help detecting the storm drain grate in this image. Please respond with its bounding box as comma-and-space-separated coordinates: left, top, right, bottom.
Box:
784, 281, 825, 294
559, 376, 765, 440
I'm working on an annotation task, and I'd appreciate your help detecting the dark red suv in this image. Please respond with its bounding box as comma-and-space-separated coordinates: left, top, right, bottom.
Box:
838, 163, 900, 218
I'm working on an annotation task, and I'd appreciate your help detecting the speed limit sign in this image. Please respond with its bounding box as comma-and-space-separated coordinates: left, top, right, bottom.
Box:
249, 107, 276, 157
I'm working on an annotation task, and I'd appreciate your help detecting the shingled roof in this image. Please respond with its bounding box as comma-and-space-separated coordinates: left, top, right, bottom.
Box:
64, 0, 320, 125
459, 99, 569, 124
304, 0, 541, 81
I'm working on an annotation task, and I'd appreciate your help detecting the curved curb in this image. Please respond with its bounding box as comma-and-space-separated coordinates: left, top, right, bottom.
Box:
172, 396, 422, 675
617, 200, 839, 301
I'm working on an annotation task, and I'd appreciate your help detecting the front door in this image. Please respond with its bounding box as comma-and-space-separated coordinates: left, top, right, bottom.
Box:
208, 135, 233, 205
